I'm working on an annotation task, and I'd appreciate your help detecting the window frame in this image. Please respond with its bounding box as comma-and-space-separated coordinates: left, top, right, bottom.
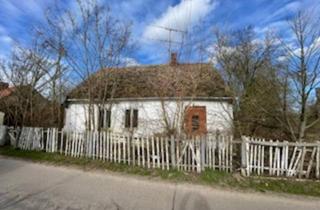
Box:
125, 108, 138, 129
99, 108, 111, 129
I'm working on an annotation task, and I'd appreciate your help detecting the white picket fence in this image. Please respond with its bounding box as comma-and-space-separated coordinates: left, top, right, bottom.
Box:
241, 136, 320, 179
9, 127, 320, 179
9, 127, 233, 173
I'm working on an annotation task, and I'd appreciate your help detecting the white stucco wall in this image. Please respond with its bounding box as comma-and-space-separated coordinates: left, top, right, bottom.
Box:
63, 99, 233, 135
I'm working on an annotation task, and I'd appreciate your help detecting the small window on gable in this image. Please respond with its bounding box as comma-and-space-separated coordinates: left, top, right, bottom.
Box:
125, 109, 138, 128
99, 108, 111, 129
192, 115, 200, 131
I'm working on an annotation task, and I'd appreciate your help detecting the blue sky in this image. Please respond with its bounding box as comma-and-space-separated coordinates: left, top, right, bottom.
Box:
0, 0, 319, 65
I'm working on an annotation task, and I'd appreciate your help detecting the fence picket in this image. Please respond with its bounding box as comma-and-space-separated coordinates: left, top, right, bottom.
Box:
127, 134, 131, 165
316, 142, 320, 179
156, 137, 160, 168
137, 137, 141, 166
165, 137, 169, 170
147, 136, 150, 169
142, 137, 145, 167
161, 137, 164, 170
118, 135, 121, 163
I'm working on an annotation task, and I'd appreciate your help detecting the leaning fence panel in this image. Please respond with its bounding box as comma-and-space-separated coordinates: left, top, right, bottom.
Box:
241, 136, 320, 179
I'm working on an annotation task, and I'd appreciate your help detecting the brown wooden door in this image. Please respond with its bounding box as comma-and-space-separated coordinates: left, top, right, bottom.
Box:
184, 106, 207, 136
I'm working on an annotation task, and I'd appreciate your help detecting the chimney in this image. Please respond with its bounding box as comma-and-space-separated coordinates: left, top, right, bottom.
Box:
0, 82, 8, 91
170, 52, 178, 65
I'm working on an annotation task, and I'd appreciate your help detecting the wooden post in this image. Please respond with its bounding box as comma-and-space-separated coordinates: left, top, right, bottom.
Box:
218, 135, 222, 171
316, 141, 320, 179
127, 134, 131, 165
60, 131, 64, 154
213, 136, 216, 170
299, 146, 306, 179
117, 135, 121, 163
103, 132, 106, 161
201, 136, 206, 171
156, 137, 160, 168
165, 137, 169, 170
184, 140, 187, 171
187, 139, 191, 171
241, 137, 248, 176
170, 135, 176, 169
208, 136, 212, 169
257, 141, 261, 175
142, 137, 145, 167
225, 136, 229, 172
80, 133, 84, 157
146, 136, 150, 169
196, 139, 201, 173
176, 137, 180, 170
65, 132, 69, 156
132, 136, 136, 165
122, 135, 126, 163
137, 137, 141, 166
306, 147, 317, 178
261, 139, 265, 175
161, 137, 165, 169
151, 136, 155, 168
269, 140, 273, 176
110, 134, 114, 162
229, 136, 233, 172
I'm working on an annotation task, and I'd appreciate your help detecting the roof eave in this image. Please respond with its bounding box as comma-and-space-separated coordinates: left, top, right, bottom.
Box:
65, 96, 234, 104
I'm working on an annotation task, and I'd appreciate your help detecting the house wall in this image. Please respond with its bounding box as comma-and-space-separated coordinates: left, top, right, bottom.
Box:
63, 99, 233, 135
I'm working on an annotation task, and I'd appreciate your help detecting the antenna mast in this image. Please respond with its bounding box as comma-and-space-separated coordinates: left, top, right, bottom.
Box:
150, 25, 187, 55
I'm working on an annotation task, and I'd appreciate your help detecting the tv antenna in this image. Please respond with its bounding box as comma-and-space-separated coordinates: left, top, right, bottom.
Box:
150, 25, 187, 55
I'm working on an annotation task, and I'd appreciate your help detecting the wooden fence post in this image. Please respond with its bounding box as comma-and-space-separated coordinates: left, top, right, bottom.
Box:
201, 136, 206, 171
170, 135, 176, 169
241, 136, 248, 176
299, 146, 306, 179
316, 141, 320, 179
196, 139, 201, 173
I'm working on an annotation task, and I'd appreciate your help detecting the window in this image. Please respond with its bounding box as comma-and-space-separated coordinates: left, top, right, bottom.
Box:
192, 115, 200, 131
133, 109, 138, 128
125, 109, 131, 128
99, 109, 111, 129
125, 109, 138, 128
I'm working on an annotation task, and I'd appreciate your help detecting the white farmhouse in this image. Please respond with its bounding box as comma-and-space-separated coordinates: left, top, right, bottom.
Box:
63, 54, 233, 136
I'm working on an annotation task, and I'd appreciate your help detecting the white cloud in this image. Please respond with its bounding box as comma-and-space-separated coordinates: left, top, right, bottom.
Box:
0, 35, 13, 45
143, 0, 217, 42
123, 57, 140, 67
0, 34, 13, 61
255, 21, 288, 35
0, 0, 46, 20
263, 1, 301, 24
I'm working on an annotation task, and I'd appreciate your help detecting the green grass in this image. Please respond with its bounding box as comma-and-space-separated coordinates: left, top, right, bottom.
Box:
1, 146, 320, 197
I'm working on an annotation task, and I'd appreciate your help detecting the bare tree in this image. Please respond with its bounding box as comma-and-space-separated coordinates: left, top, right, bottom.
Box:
43, 0, 133, 131
213, 27, 282, 137
0, 38, 60, 128
280, 11, 320, 141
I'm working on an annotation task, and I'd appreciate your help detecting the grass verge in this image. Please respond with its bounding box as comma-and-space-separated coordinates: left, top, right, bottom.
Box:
1, 146, 320, 197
